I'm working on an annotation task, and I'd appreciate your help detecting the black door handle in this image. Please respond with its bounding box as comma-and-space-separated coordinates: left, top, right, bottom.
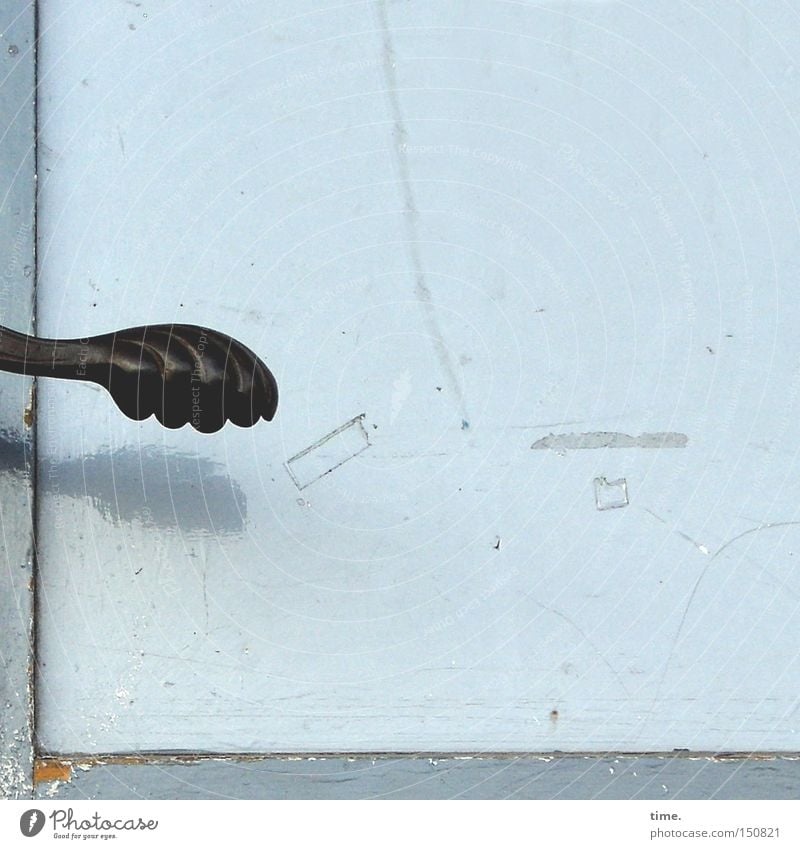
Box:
0, 323, 278, 433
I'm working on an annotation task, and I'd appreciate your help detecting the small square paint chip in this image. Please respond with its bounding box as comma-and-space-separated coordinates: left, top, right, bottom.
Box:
594, 476, 629, 510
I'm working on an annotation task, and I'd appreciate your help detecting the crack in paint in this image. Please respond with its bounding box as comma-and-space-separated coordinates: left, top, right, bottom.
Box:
376, 1, 469, 425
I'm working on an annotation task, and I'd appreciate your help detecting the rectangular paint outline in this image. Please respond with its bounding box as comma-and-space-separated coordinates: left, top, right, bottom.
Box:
285, 413, 370, 490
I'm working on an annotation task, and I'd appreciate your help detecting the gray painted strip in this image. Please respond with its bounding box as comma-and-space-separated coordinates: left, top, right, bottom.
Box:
0, 0, 36, 801
531, 432, 688, 450
34, 755, 800, 800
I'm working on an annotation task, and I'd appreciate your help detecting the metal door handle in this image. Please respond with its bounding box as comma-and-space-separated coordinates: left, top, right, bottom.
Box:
0, 323, 278, 433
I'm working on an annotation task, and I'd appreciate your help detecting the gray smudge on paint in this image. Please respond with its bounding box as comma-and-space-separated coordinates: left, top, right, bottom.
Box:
532, 432, 688, 450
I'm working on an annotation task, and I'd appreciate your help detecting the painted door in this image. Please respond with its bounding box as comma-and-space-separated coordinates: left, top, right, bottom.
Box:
33, 0, 800, 758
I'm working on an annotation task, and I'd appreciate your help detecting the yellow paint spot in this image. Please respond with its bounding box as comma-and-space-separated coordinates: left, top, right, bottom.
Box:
23, 385, 34, 428
34, 759, 72, 784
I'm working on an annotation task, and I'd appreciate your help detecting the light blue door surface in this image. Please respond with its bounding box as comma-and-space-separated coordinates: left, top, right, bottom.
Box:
33, 0, 800, 755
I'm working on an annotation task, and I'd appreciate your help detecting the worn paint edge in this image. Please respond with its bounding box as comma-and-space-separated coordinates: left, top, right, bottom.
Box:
33, 751, 800, 772
32, 754, 800, 799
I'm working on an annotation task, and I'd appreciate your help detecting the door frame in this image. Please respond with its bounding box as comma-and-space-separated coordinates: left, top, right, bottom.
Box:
1, 0, 797, 800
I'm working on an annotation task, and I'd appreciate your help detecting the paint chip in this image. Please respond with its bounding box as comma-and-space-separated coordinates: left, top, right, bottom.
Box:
594, 476, 629, 510
286, 414, 370, 490
23, 384, 34, 428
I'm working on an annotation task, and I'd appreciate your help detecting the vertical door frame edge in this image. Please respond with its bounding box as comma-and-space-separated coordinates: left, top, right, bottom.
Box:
0, 0, 37, 802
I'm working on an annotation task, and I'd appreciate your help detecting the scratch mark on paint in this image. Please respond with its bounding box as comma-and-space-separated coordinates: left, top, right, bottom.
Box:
537, 601, 632, 697
532, 432, 688, 450
376, 1, 469, 424
643, 508, 709, 556
681, 521, 800, 638
202, 564, 209, 635
652, 519, 800, 715
712, 521, 800, 561
369, 452, 448, 459
286, 414, 371, 490
510, 420, 587, 430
